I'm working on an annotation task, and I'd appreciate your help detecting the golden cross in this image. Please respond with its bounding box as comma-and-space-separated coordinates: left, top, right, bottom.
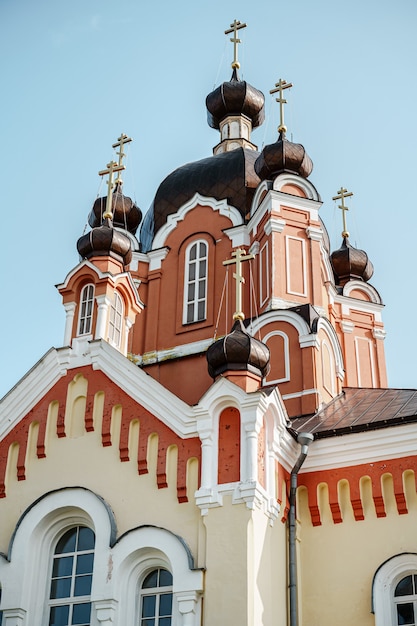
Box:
98, 160, 125, 219
223, 247, 254, 321
225, 19, 247, 70
112, 133, 132, 184
270, 79, 293, 133
332, 187, 354, 238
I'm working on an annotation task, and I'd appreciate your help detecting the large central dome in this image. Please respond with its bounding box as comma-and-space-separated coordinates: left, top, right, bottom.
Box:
140, 147, 261, 252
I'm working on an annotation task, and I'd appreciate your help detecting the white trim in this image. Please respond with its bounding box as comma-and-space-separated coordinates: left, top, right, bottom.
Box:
56, 260, 143, 309
336, 281, 384, 311
263, 331, 290, 384
139, 337, 215, 366
152, 193, 242, 250
223, 224, 250, 248
249, 309, 310, 339
259, 241, 270, 307
354, 336, 376, 387
264, 217, 286, 235
148, 247, 169, 271
372, 553, 417, 626
272, 173, 322, 202
302, 423, 417, 473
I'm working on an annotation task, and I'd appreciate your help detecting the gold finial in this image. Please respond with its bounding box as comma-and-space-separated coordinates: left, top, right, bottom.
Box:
112, 133, 132, 184
270, 79, 293, 133
223, 247, 254, 321
225, 19, 247, 70
332, 187, 354, 238
98, 160, 125, 219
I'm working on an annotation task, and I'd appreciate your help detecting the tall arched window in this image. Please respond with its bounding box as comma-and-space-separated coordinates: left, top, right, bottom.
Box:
78, 284, 95, 336
108, 292, 123, 348
140, 568, 173, 625
394, 574, 417, 625
183, 240, 208, 324
48, 526, 95, 626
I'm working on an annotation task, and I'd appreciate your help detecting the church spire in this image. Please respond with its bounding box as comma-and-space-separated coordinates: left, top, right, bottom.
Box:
332, 186, 353, 238
224, 19, 247, 71
270, 78, 293, 135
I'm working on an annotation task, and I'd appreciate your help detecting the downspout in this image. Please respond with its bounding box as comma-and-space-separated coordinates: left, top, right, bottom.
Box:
289, 432, 314, 626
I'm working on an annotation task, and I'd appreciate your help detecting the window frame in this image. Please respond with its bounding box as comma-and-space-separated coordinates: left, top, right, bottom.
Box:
77, 284, 95, 336
108, 291, 124, 348
48, 525, 95, 626
139, 567, 173, 626
182, 240, 208, 325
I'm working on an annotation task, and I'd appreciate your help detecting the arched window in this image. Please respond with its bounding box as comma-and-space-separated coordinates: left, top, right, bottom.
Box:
372, 554, 417, 626
183, 240, 208, 324
394, 574, 417, 625
48, 526, 95, 626
140, 568, 173, 626
78, 284, 95, 335
108, 292, 123, 348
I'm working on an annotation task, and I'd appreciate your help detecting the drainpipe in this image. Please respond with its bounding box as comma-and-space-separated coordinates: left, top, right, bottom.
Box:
289, 432, 314, 626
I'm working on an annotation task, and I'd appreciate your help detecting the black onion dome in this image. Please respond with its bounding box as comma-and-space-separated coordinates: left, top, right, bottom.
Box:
140, 147, 261, 252
77, 217, 132, 266
89, 183, 142, 235
206, 319, 270, 379
254, 130, 313, 180
206, 68, 265, 129
330, 237, 374, 286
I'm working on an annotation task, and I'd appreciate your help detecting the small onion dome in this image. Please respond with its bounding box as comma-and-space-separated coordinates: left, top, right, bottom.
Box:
206, 318, 270, 380
77, 217, 132, 266
88, 183, 142, 235
254, 130, 313, 180
206, 68, 265, 130
330, 237, 374, 286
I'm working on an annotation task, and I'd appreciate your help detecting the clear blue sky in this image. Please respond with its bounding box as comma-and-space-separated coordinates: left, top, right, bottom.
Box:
1, 0, 416, 398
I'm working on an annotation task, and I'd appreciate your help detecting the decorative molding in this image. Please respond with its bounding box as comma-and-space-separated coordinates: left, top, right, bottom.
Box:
147, 247, 169, 271
264, 217, 286, 235
152, 193, 242, 250
223, 224, 250, 247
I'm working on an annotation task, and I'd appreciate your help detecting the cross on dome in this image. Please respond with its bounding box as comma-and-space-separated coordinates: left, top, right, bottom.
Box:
332, 187, 354, 238
270, 78, 293, 133
112, 133, 132, 184
98, 160, 125, 219
223, 247, 254, 321
225, 19, 247, 70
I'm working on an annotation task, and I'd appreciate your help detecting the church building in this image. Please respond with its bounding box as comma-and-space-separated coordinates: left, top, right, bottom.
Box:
1, 20, 417, 626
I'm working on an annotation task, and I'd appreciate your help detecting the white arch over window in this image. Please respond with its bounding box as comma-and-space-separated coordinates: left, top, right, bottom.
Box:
0, 488, 203, 626
372, 553, 417, 626
77, 283, 95, 336
183, 240, 208, 324
108, 291, 124, 348
263, 330, 290, 384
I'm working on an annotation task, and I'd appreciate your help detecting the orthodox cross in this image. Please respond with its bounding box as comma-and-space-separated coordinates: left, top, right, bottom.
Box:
98, 160, 125, 219
225, 19, 247, 69
112, 133, 132, 184
223, 247, 254, 321
270, 79, 293, 133
332, 187, 353, 238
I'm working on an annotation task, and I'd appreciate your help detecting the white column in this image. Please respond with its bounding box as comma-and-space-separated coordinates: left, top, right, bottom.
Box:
177, 591, 200, 626
63, 302, 77, 346
123, 317, 133, 356
94, 599, 118, 624
2, 608, 26, 626
199, 431, 214, 489
95, 295, 111, 340
244, 426, 258, 483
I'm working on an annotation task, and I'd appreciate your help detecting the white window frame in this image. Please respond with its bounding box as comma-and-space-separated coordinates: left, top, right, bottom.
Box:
183, 240, 208, 325
372, 553, 417, 626
77, 284, 95, 336
108, 291, 124, 348
48, 525, 95, 626
139, 567, 173, 625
